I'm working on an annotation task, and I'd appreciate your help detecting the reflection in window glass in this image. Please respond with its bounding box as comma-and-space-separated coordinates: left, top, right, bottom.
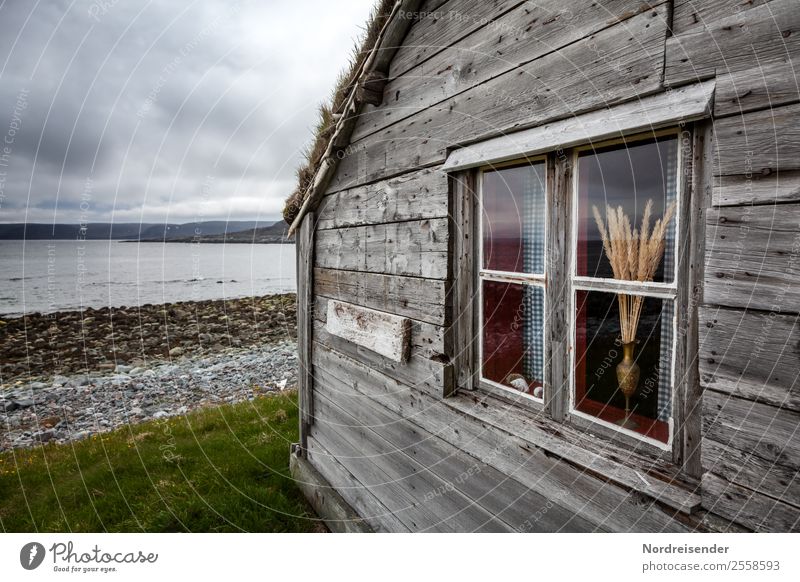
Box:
577, 137, 678, 283
482, 280, 544, 398
482, 163, 546, 274
574, 290, 673, 443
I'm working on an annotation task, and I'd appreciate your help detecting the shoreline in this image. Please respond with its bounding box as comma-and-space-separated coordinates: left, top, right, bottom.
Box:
0, 293, 296, 385
0, 293, 298, 451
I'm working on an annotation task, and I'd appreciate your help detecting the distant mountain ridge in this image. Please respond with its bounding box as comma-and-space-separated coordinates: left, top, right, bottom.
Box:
153, 221, 293, 244
0, 221, 276, 241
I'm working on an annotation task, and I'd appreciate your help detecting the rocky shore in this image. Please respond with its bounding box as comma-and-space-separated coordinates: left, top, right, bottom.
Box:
0, 294, 298, 451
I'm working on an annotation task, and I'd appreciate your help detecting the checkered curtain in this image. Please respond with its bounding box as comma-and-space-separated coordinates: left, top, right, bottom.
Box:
657, 140, 678, 422
523, 165, 546, 384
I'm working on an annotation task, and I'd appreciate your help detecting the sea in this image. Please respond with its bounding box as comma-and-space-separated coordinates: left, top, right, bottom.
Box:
0, 240, 296, 317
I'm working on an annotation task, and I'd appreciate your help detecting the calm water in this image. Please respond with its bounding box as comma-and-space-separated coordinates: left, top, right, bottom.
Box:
0, 240, 296, 316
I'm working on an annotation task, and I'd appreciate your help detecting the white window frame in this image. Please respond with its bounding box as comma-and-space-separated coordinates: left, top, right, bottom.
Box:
476, 157, 548, 405
566, 130, 684, 450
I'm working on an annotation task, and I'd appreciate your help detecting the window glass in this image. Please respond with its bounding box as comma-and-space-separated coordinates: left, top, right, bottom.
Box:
482, 163, 546, 274
573, 290, 673, 443
576, 137, 678, 283
482, 280, 544, 397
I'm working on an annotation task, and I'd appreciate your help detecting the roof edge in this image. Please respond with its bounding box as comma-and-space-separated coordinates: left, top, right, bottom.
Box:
287, 0, 423, 236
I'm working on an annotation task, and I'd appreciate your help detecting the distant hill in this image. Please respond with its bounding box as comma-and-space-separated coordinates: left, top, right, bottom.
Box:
0, 221, 265, 241
154, 221, 293, 244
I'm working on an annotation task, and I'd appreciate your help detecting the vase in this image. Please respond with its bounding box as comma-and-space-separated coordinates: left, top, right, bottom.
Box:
615, 341, 640, 429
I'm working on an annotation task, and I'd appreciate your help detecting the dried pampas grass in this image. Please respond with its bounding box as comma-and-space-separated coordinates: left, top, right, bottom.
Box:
592, 199, 677, 343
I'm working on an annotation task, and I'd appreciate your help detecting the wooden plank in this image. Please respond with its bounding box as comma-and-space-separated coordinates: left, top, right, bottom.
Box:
313, 343, 693, 531
703, 390, 800, 471
315, 295, 447, 359
354, 0, 666, 142
702, 437, 800, 509
387, 0, 521, 79
442, 81, 714, 171
714, 170, 800, 206
665, 0, 800, 86
314, 326, 450, 399
701, 471, 800, 532
327, 6, 669, 193
699, 306, 800, 412
546, 151, 573, 421
713, 102, 800, 177
671, 0, 772, 34
446, 392, 702, 515
289, 449, 372, 532
325, 299, 411, 362
314, 267, 447, 326
314, 367, 595, 532
296, 212, 315, 448
312, 388, 512, 532
449, 171, 476, 394
682, 123, 713, 478
703, 203, 800, 312
306, 436, 411, 532
315, 168, 448, 229
315, 218, 449, 279
714, 55, 800, 117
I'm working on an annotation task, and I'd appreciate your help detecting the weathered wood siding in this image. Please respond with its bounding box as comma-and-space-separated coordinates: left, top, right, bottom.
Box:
302, 0, 800, 531
669, 0, 800, 532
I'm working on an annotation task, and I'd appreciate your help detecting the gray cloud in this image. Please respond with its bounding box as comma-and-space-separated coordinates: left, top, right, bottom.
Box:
0, 0, 374, 224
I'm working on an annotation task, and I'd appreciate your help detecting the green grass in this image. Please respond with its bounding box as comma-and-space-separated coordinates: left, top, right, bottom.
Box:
0, 391, 324, 532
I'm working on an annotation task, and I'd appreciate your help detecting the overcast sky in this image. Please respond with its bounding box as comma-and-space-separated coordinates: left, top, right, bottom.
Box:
0, 0, 375, 224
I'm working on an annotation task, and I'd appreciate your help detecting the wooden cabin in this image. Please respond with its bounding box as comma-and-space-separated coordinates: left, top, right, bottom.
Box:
286, 0, 800, 532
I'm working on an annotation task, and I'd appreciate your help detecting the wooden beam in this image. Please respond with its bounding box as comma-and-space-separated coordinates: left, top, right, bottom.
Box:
703, 390, 800, 471
701, 471, 800, 532
703, 202, 800, 312
289, 447, 372, 533
713, 102, 800, 177
713, 170, 800, 207
315, 218, 449, 280
449, 171, 476, 396
325, 299, 411, 362
306, 436, 410, 532
546, 153, 572, 422
296, 212, 315, 450
665, 0, 800, 86
315, 168, 448, 230
699, 306, 800, 413
314, 267, 448, 326
356, 70, 388, 106
441, 81, 715, 172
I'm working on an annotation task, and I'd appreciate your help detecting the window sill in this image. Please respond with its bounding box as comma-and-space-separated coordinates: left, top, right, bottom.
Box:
446, 389, 701, 515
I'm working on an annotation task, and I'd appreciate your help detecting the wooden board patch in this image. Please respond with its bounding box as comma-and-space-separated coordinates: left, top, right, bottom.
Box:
325, 300, 411, 363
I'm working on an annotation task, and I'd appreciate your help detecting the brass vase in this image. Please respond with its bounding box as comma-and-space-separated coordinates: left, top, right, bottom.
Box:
616, 341, 640, 429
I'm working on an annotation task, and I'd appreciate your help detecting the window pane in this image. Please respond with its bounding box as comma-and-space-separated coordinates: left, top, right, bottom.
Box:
577, 136, 678, 283
573, 289, 673, 443
481, 280, 544, 398
482, 162, 546, 274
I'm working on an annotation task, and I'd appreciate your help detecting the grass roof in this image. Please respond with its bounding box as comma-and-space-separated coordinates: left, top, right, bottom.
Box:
282, 0, 396, 224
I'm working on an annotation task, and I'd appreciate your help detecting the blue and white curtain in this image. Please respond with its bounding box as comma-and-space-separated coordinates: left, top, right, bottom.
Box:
657, 140, 678, 422
522, 165, 546, 385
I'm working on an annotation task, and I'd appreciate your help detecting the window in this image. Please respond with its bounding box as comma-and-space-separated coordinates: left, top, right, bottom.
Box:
478, 161, 547, 401
472, 131, 686, 450
571, 136, 680, 445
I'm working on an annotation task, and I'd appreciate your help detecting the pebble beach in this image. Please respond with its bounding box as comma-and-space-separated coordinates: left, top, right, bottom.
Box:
0, 294, 298, 451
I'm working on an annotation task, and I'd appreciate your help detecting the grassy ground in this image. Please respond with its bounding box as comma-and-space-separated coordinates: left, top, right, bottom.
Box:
0, 391, 324, 532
